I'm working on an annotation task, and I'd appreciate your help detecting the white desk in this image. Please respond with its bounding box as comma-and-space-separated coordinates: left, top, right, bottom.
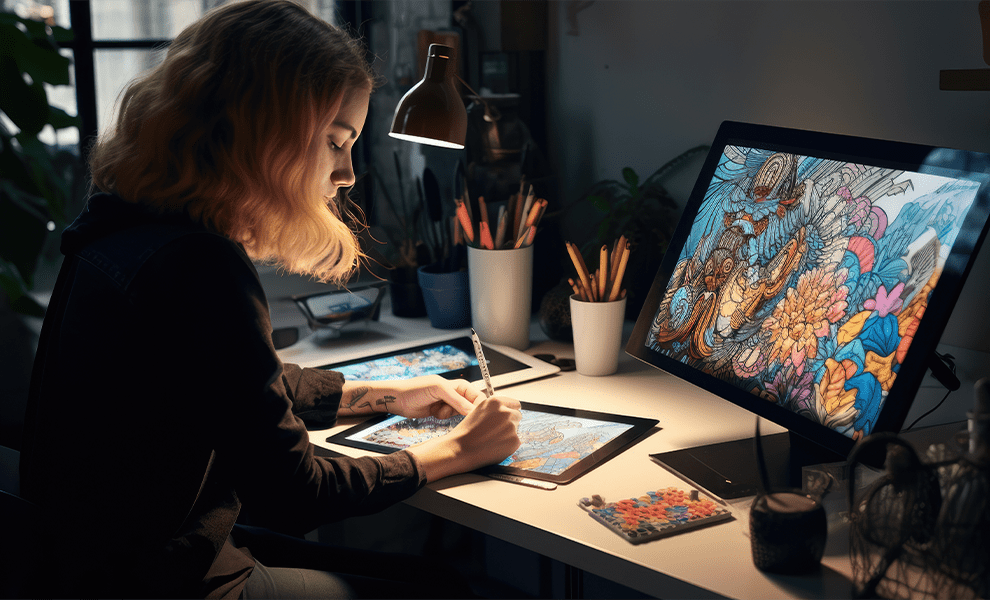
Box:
274, 299, 974, 599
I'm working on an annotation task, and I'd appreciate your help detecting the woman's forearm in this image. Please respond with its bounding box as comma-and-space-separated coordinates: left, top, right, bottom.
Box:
338, 381, 398, 416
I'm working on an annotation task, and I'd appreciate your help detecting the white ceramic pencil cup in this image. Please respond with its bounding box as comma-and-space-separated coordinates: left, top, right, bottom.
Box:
570, 294, 627, 376
467, 244, 533, 350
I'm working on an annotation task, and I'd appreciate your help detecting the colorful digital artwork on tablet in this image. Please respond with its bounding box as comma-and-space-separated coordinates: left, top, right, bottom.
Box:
645, 147, 982, 441
332, 344, 477, 381
345, 409, 635, 476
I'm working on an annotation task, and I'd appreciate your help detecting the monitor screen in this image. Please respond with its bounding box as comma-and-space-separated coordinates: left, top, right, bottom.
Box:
627, 121, 990, 476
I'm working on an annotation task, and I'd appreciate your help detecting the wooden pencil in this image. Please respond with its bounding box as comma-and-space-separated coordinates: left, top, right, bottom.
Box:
598, 244, 608, 301
608, 241, 631, 301
568, 277, 584, 300
566, 242, 593, 301
517, 185, 534, 241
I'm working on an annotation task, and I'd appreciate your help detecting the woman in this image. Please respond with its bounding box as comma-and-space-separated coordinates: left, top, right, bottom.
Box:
20, 1, 521, 598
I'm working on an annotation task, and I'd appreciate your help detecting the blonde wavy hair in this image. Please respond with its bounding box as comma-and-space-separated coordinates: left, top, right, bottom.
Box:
88, 0, 377, 283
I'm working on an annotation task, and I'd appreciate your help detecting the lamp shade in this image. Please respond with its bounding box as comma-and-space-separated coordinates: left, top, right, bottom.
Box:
389, 44, 467, 149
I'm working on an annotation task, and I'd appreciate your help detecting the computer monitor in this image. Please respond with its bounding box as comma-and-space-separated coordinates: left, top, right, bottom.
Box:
627, 121, 990, 498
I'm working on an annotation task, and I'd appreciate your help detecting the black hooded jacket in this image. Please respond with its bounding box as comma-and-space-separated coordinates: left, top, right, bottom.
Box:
20, 193, 425, 598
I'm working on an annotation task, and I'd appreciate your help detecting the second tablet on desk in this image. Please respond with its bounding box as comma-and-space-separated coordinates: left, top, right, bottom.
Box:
314, 334, 559, 390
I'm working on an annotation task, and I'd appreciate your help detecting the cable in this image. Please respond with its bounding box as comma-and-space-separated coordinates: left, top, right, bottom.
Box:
904, 352, 957, 431
905, 387, 953, 431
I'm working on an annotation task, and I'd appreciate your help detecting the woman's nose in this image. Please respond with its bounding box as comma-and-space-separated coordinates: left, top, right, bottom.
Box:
330, 155, 355, 188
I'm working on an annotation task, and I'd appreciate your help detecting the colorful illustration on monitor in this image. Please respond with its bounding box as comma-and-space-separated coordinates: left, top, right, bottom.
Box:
645, 146, 981, 441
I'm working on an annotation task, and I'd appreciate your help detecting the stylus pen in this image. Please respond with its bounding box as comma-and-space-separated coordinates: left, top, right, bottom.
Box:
470, 328, 495, 398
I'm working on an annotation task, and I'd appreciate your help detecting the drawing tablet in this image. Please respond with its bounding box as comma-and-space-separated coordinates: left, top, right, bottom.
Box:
314, 335, 560, 390
327, 402, 659, 484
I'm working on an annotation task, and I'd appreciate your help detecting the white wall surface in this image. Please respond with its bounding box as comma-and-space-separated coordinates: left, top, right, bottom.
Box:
546, 0, 990, 356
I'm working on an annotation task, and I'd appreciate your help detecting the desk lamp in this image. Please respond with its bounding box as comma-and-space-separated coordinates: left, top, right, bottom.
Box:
389, 43, 467, 149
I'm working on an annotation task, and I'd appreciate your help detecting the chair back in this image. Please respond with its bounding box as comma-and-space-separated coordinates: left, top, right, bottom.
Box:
0, 446, 43, 597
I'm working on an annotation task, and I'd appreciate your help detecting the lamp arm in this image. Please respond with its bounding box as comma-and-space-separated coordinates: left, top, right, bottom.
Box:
456, 75, 495, 123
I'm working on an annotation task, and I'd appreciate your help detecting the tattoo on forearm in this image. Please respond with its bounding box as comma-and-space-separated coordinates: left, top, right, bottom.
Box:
341, 388, 397, 414
342, 387, 370, 411
375, 395, 397, 412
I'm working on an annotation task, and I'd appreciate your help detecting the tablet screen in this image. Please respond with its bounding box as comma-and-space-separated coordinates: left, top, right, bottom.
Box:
315, 335, 560, 389
329, 402, 659, 483
332, 343, 477, 381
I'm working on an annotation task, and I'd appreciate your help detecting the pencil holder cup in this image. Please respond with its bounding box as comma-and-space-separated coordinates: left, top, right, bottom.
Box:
749, 490, 827, 574
417, 264, 470, 329
468, 244, 533, 350
569, 294, 626, 376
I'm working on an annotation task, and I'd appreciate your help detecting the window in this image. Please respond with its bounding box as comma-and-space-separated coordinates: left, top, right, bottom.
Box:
4, 0, 342, 156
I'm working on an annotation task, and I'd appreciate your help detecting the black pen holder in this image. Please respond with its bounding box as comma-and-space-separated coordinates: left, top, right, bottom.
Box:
749, 490, 827, 574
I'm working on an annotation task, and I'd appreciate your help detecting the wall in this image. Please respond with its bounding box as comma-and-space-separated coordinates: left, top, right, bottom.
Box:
546, 0, 990, 357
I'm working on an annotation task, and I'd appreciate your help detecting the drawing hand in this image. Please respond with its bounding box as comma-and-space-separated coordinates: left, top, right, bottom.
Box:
405, 396, 522, 482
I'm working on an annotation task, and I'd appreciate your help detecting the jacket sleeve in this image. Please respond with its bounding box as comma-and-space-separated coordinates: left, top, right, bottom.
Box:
280, 363, 345, 428
136, 233, 426, 535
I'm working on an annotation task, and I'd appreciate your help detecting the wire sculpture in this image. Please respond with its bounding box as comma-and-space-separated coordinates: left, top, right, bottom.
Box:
848, 427, 989, 599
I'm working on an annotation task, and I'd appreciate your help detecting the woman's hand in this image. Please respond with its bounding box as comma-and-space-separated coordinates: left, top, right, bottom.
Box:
339, 375, 481, 419
405, 396, 522, 483
338, 376, 522, 482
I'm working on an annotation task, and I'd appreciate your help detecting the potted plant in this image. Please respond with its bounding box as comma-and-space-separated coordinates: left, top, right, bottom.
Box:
1, 9, 83, 317
1, 8, 85, 449
577, 145, 709, 318
370, 153, 452, 317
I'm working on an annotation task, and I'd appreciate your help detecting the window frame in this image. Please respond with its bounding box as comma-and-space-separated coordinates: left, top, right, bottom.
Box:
63, 0, 368, 163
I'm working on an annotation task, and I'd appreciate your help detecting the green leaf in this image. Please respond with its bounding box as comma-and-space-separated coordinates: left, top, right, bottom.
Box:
596, 220, 611, 241
50, 24, 73, 45
0, 258, 44, 317
622, 167, 639, 191
587, 194, 610, 213
0, 181, 49, 287
5, 15, 71, 87
47, 105, 80, 130
0, 55, 50, 136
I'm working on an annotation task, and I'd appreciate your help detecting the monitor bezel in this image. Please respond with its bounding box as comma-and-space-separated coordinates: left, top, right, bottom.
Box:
627, 120, 990, 460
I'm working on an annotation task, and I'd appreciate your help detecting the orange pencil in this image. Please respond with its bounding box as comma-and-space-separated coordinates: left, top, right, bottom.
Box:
479, 221, 494, 250
456, 201, 475, 243
453, 215, 463, 246
523, 197, 543, 230
533, 198, 548, 229
478, 195, 489, 225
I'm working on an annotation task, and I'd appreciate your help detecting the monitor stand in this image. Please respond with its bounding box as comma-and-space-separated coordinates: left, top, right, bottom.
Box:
650, 431, 846, 500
